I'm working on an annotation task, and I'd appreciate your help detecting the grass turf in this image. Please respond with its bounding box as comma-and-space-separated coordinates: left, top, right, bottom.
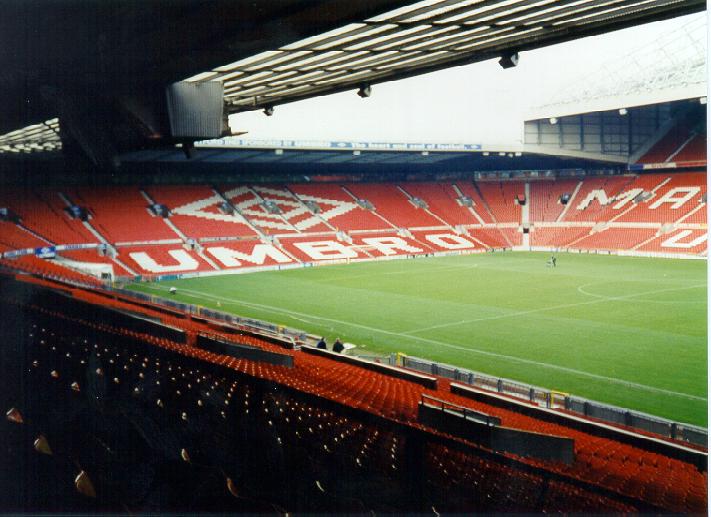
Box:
127, 252, 708, 426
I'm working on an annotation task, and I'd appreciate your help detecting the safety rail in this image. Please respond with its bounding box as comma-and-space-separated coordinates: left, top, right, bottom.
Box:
421, 393, 500, 426
401, 354, 707, 448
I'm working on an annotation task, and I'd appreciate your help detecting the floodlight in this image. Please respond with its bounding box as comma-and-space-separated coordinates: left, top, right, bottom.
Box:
357, 85, 372, 98
498, 52, 519, 69
700, 97, 707, 105
619, 108, 628, 115
549, 117, 558, 125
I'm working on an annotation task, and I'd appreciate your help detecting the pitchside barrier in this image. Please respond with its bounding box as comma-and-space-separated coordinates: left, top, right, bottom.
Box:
111, 286, 310, 349
399, 354, 707, 448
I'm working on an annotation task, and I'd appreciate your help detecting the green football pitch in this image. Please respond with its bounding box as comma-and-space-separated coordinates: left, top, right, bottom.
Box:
127, 252, 708, 426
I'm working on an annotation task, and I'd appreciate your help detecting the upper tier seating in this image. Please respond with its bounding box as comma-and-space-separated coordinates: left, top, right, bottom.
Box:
346, 183, 445, 228
453, 182, 496, 224
561, 176, 637, 223
639, 119, 706, 165
0, 188, 99, 245
0, 173, 706, 284
148, 185, 259, 239
475, 182, 523, 223
613, 173, 706, 224
639, 122, 695, 164
288, 183, 391, 231
250, 185, 333, 233
0, 222, 49, 252
529, 179, 580, 222
71, 186, 180, 243
398, 183, 479, 226
671, 132, 706, 165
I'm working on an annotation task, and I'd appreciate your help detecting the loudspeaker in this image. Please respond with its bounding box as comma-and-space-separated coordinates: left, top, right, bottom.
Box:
166, 81, 224, 139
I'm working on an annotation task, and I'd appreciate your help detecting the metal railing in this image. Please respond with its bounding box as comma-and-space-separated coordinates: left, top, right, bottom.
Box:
402, 355, 707, 448
421, 394, 501, 426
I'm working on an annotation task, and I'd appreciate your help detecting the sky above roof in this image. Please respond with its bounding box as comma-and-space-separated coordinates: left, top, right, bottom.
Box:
229, 12, 706, 147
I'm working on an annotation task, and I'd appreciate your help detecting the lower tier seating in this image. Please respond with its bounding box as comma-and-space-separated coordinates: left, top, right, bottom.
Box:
3, 280, 705, 514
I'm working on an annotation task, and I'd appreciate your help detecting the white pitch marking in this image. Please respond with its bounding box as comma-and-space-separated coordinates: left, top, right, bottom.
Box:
137, 283, 706, 402
313, 262, 479, 282
405, 283, 706, 335
576, 281, 706, 304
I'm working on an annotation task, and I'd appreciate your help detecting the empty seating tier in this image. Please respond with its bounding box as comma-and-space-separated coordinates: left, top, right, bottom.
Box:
0, 188, 99, 245
346, 183, 444, 228
529, 179, 580, 222
0, 174, 705, 284
399, 183, 480, 226
288, 183, 392, 231
148, 185, 259, 239
475, 182, 524, 224
72, 186, 180, 243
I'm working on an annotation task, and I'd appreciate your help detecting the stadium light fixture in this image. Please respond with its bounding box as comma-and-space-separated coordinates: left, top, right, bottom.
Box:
498, 52, 519, 69
421, 151, 429, 156
549, 117, 558, 124
619, 108, 628, 115
482, 151, 489, 156
263, 106, 274, 116
353, 150, 361, 156
357, 84, 372, 98
700, 97, 707, 105
274, 149, 283, 155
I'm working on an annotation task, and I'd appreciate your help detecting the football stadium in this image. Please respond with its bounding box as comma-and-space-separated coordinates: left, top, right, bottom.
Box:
0, 1, 707, 513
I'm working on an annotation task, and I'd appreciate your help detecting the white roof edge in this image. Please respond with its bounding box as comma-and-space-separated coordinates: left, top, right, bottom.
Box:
525, 84, 707, 121
195, 137, 527, 154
